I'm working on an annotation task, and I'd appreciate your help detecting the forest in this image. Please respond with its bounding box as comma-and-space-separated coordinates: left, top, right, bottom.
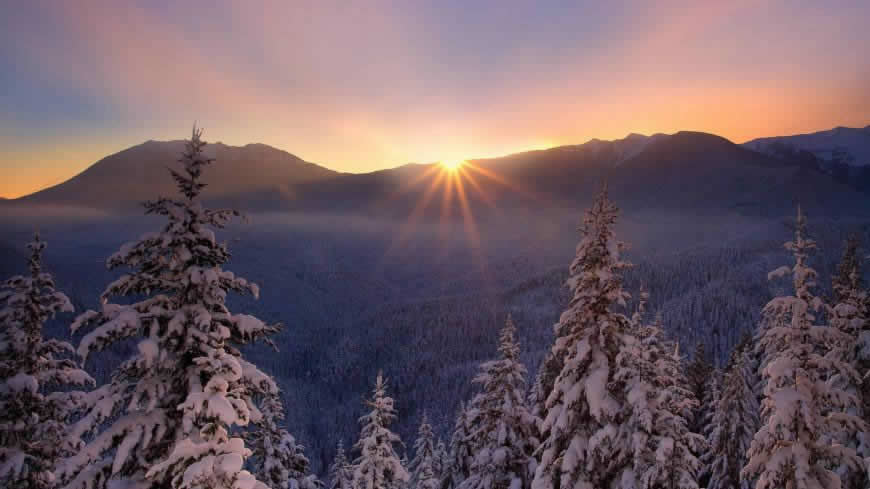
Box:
1, 129, 868, 489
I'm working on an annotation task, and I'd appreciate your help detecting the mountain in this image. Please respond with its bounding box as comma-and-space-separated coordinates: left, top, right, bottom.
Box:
743, 125, 870, 192
275, 131, 868, 218
7, 129, 869, 218
12, 140, 338, 210
744, 125, 870, 167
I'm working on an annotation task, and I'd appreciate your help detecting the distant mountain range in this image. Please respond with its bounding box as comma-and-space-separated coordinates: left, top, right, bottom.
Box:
5, 125, 870, 217
744, 125, 870, 167
743, 125, 870, 192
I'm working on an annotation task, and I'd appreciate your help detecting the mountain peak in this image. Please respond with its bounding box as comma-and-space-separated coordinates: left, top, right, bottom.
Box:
15, 140, 337, 210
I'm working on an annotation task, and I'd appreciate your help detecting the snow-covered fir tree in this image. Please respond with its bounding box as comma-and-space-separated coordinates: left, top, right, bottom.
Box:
532, 186, 639, 489
0, 234, 94, 489
628, 317, 704, 489
833, 236, 862, 305
433, 439, 447, 483
685, 343, 714, 435
645, 342, 705, 489
459, 315, 536, 489
697, 368, 722, 488
707, 348, 759, 489
247, 392, 321, 489
441, 403, 472, 489
410, 414, 439, 489
330, 441, 354, 489
828, 237, 869, 489
742, 207, 867, 489
352, 373, 408, 489
58, 126, 280, 489
529, 350, 563, 430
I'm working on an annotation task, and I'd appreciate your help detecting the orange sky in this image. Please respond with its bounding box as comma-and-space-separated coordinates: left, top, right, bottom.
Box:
2, 0, 869, 198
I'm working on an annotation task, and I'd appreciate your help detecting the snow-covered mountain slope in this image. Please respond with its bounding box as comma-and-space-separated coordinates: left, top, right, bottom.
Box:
743, 125, 870, 167
742, 125, 870, 193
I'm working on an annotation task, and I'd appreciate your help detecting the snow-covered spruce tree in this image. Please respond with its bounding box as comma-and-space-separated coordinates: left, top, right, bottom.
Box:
529, 350, 563, 429
532, 186, 638, 489
352, 373, 408, 489
828, 237, 869, 489
648, 343, 705, 489
459, 315, 537, 489
697, 368, 722, 488
833, 236, 862, 305
246, 392, 321, 489
410, 414, 439, 489
330, 441, 354, 489
441, 403, 472, 489
59, 126, 280, 489
742, 207, 867, 489
0, 234, 94, 489
707, 348, 759, 489
685, 343, 714, 435
628, 317, 704, 489
434, 439, 447, 483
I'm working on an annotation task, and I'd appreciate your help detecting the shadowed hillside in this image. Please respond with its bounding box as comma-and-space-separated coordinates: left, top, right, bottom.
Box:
15, 140, 338, 210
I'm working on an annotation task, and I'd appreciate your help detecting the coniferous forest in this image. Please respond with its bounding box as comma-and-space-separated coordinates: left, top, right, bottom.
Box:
2, 128, 869, 489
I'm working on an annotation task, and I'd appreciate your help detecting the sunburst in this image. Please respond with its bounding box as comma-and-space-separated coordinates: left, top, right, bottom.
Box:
441, 159, 465, 172
374, 157, 540, 293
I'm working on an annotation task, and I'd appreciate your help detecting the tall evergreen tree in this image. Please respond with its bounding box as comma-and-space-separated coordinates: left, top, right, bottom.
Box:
442, 403, 472, 489
0, 235, 94, 489
410, 414, 439, 489
645, 343, 705, 489
685, 343, 714, 435
628, 317, 704, 489
532, 186, 638, 489
833, 236, 862, 304
352, 373, 408, 489
529, 350, 563, 430
743, 207, 867, 489
697, 368, 722, 488
329, 441, 353, 489
828, 237, 869, 489
433, 439, 447, 483
459, 316, 536, 489
59, 127, 280, 489
707, 348, 759, 489
247, 393, 321, 489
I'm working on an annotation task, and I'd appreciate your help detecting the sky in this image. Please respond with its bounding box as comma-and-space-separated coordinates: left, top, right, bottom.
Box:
1, 0, 869, 198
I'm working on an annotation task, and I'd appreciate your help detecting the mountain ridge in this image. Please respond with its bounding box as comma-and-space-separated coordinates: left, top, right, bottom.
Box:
6, 126, 870, 217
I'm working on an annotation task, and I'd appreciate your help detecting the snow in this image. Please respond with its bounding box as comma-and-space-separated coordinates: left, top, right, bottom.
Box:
57, 127, 280, 489
744, 125, 870, 167
7, 373, 38, 393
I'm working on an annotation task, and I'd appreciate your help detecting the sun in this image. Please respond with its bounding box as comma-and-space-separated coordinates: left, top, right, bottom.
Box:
441, 159, 465, 172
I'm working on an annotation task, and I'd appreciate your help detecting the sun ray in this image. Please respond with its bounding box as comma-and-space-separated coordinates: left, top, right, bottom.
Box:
456, 166, 497, 210
380, 170, 446, 260
375, 155, 530, 304
436, 168, 456, 261
369, 163, 442, 212
463, 161, 540, 201
454, 166, 497, 305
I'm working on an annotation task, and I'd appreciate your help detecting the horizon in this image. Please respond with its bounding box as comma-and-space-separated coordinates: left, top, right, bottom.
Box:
4, 122, 869, 200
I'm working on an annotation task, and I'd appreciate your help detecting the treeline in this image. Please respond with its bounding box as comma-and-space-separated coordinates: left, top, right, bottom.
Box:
325, 194, 869, 489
